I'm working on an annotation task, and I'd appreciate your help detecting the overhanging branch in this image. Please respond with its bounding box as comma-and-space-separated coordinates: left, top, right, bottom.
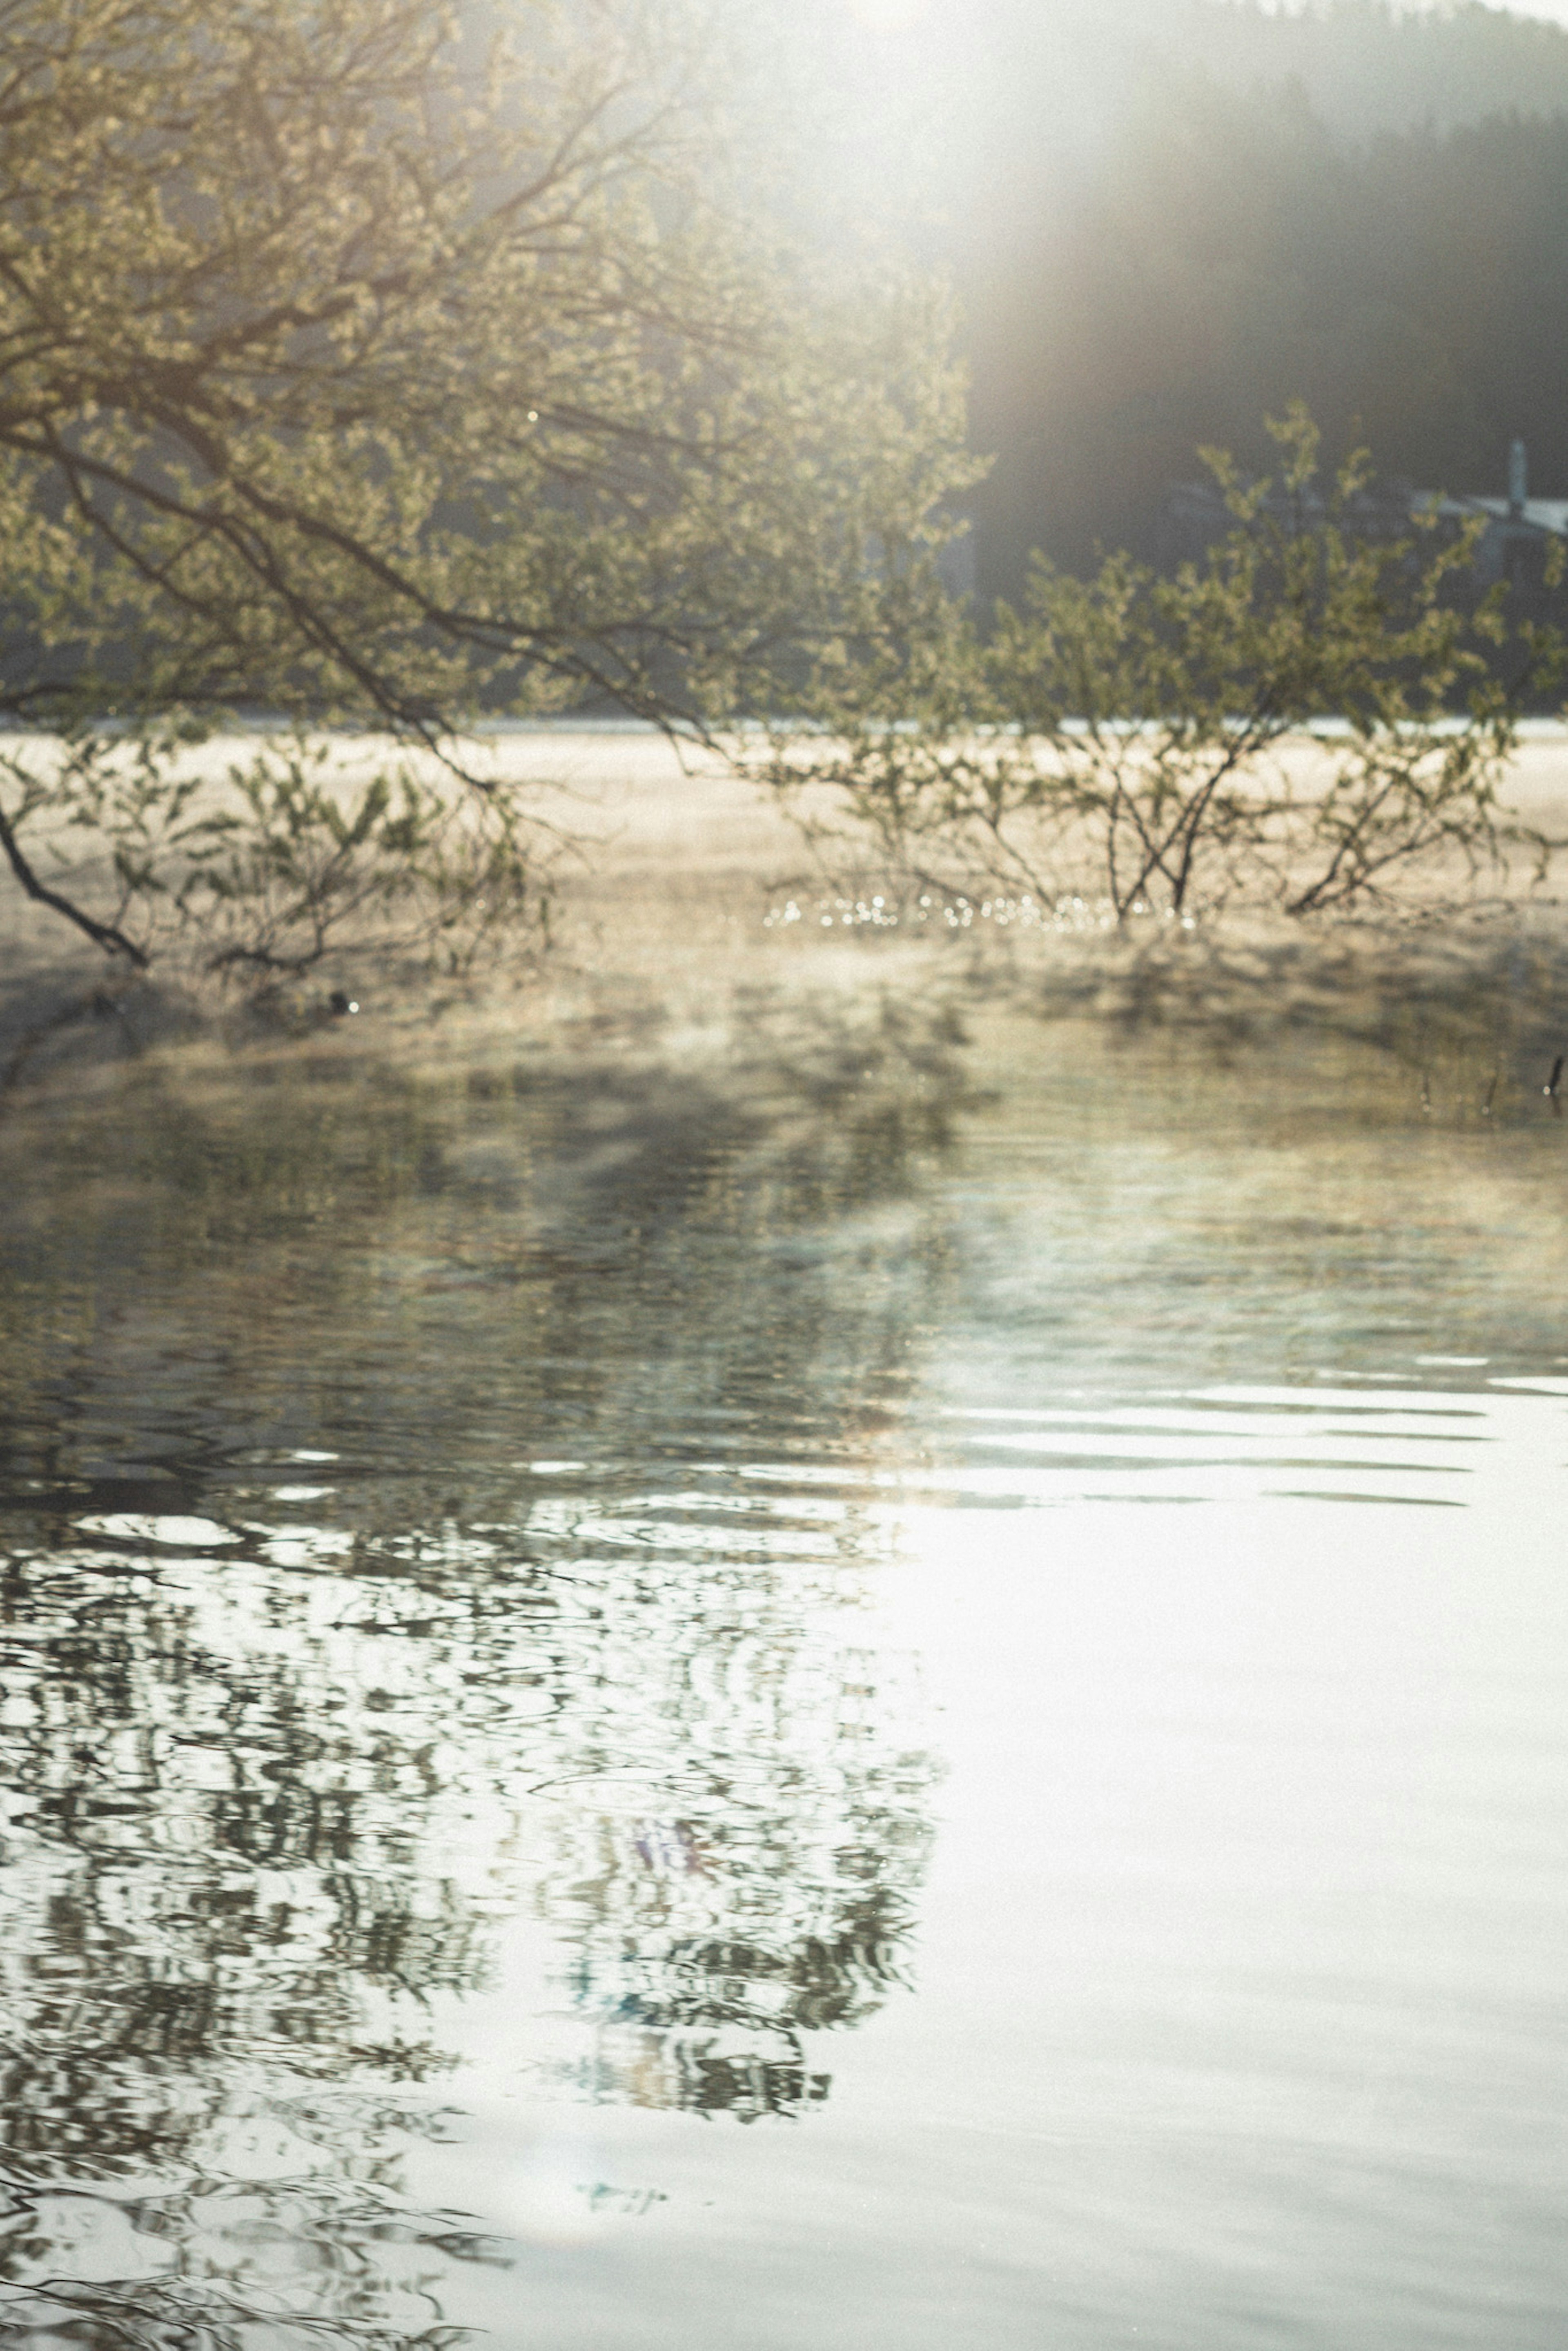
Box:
0, 793, 148, 964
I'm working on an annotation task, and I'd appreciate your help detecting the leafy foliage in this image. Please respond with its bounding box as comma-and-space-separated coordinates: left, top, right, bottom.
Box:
0, 0, 975, 967
0, 731, 541, 975
760, 407, 1564, 925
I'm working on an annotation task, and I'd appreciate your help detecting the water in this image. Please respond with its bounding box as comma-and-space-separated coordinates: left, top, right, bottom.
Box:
0, 1001, 1565, 2350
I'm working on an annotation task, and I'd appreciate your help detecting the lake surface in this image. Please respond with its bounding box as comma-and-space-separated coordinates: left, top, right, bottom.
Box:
0, 1000, 1564, 2351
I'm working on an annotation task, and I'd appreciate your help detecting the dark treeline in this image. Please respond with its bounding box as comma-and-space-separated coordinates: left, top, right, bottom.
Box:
910, 3, 1568, 595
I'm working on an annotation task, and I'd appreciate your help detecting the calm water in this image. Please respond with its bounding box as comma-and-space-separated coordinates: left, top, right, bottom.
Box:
0, 1001, 1564, 2350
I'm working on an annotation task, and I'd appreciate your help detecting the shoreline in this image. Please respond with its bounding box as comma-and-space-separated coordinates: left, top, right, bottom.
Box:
0, 729, 1565, 1119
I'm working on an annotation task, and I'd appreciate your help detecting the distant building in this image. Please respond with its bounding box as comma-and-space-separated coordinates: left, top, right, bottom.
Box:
1158, 470, 1412, 571
1160, 438, 1568, 599
1419, 440, 1568, 590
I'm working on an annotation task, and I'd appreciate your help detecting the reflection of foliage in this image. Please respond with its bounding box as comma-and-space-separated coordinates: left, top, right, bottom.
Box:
0, 1509, 934, 2147
728, 985, 982, 1221
580, 1878, 921, 2122
523, 1543, 933, 2119
0, 1506, 935, 2304
0, 993, 952, 2291
0, 2165, 492, 2351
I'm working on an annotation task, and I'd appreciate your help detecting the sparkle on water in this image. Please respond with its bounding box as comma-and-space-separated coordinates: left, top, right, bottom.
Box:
0, 984, 1565, 2351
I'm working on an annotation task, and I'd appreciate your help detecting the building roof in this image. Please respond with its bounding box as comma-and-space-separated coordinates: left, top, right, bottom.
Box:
1421, 494, 1568, 537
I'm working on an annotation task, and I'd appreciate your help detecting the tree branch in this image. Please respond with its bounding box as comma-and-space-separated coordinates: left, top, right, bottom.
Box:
0, 791, 148, 963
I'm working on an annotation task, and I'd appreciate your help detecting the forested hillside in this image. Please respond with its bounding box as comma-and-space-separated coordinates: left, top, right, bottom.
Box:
1149, 0, 1568, 138
885, 3, 1568, 593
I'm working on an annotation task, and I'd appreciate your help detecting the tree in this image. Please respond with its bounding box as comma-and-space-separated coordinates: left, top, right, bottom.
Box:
759, 406, 1563, 925
0, 0, 974, 970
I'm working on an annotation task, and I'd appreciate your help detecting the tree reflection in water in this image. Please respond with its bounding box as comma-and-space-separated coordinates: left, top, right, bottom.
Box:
0, 989, 960, 2349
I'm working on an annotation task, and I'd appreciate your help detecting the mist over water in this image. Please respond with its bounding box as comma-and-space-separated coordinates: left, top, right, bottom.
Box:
0, 985, 1564, 2349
